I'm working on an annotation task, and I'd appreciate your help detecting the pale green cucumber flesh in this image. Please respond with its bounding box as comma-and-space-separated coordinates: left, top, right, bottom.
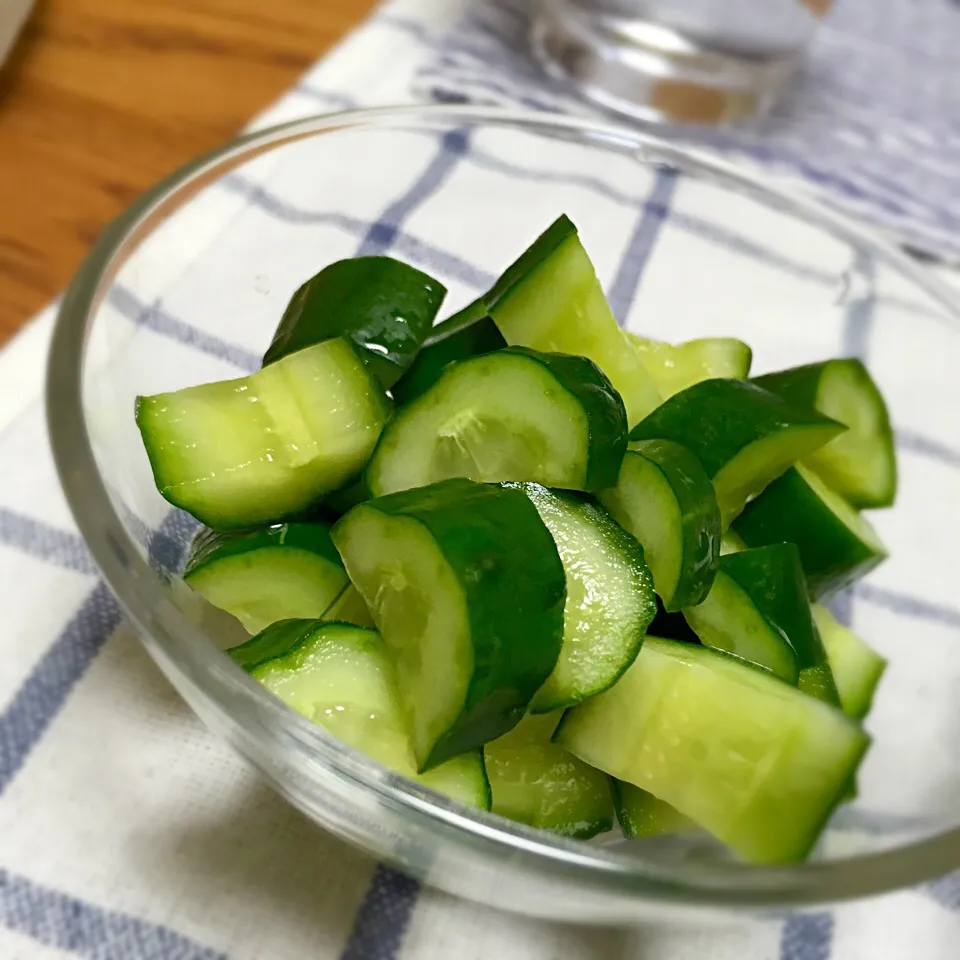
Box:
600, 441, 720, 611
754, 359, 896, 509
233, 620, 489, 808
627, 334, 752, 399
366, 352, 591, 497
733, 465, 887, 599
556, 636, 868, 864
322, 584, 376, 628
629, 378, 844, 527
332, 480, 566, 770
484, 216, 662, 425
333, 510, 474, 768
185, 548, 348, 635
813, 604, 887, 721
511, 484, 655, 713
682, 570, 799, 684
613, 781, 695, 840
485, 712, 612, 838
136, 339, 389, 529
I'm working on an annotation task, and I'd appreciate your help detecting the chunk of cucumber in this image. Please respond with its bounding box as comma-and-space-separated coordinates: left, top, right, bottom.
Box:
813, 604, 887, 721
484, 215, 662, 426
683, 543, 838, 703
136, 338, 390, 530
626, 334, 752, 398
183, 523, 348, 635
612, 781, 694, 840
229, 620, 490, 808
322, 583, 375, 628
366, 348, 628, 498
263, 257, 446, 388
629, 378, 845, 526
754, 359, 896, 509
331, 479, 566, 770
485, 712, 612, 838
555, 636, 869, 864
508, 484, 656, 713
391, 303, 506, 406
599, 440, 720, 611
733, 465, 888, 599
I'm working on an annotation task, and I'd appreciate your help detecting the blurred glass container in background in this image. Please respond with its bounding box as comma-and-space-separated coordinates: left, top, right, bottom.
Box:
532, 0, 831, 124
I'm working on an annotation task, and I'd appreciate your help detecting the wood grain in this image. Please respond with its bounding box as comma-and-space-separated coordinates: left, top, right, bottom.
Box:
0, 0, 378, 343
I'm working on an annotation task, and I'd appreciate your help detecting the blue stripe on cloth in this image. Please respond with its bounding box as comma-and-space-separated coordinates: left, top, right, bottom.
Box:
927, 871, 960, 913
0, 511, 192, 798
0, 867, 225, 960
840, 249, 877, 360
0, 509, 95, 576
895, 429, 960, 469
340, 865, 420, 960
0, 582, 121, 797
853, 582, 960, 631
826, 589, 855, 628
607, 168, 678, 325
356, 129, 471, 257
220, 175, 494, 291
779, 912, 834, 960
107, 287, 259, 374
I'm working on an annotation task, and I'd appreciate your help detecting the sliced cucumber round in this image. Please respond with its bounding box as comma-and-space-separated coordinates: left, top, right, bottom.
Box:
263, 257, 447, 388
628, 378, 845, 526
136, 338, 391, 530
555, 636, 869, 864
599, 440, 720, 611
509, 484, 655, 713
626, 334, 752, 399
228, 620, 490, 808
366, 348, 628, 498
183, 523, 348, 635
331, 479, 566, 770
812, 604, 887, 721
612, 781, 694, 840
483, 215, 662, 426
733, 465, 888, 599
753, 359, 896, 509
391, 304, 506, 406
485, 712, 612, 839
683, 544, 837, 704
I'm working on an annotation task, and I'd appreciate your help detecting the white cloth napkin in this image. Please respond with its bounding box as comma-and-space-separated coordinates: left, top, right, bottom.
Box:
2, 1, 960, 958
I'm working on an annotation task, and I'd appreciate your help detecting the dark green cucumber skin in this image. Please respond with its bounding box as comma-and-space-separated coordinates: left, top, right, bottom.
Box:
733, 468, 886, 599
752, 359, 896, 509
627, 439, 721, 610
391, 312, 506, 406
262, 257, 447, 388
227, 617, 321, 671
184, 522, 343, 577
752, 362, 828, 409
506, 347, 628, 492
336, 479, 566, 768
719, 544, 827, 672
628, 378, 843, 477
315, 478, 371, 521
483, 215, 576, 315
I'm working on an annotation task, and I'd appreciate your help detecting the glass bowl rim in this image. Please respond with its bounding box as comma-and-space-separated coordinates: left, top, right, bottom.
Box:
46, 102, 960, 909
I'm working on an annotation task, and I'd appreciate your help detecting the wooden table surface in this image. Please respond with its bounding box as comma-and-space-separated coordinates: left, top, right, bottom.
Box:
0, 0, 378, 345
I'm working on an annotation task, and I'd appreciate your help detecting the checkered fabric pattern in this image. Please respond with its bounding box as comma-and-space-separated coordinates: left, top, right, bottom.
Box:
2, 1, 960, 957
416, 0, 960, 262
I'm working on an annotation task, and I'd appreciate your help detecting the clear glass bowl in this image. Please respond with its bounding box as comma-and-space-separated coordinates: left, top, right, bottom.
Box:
46, 104, 960, 923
